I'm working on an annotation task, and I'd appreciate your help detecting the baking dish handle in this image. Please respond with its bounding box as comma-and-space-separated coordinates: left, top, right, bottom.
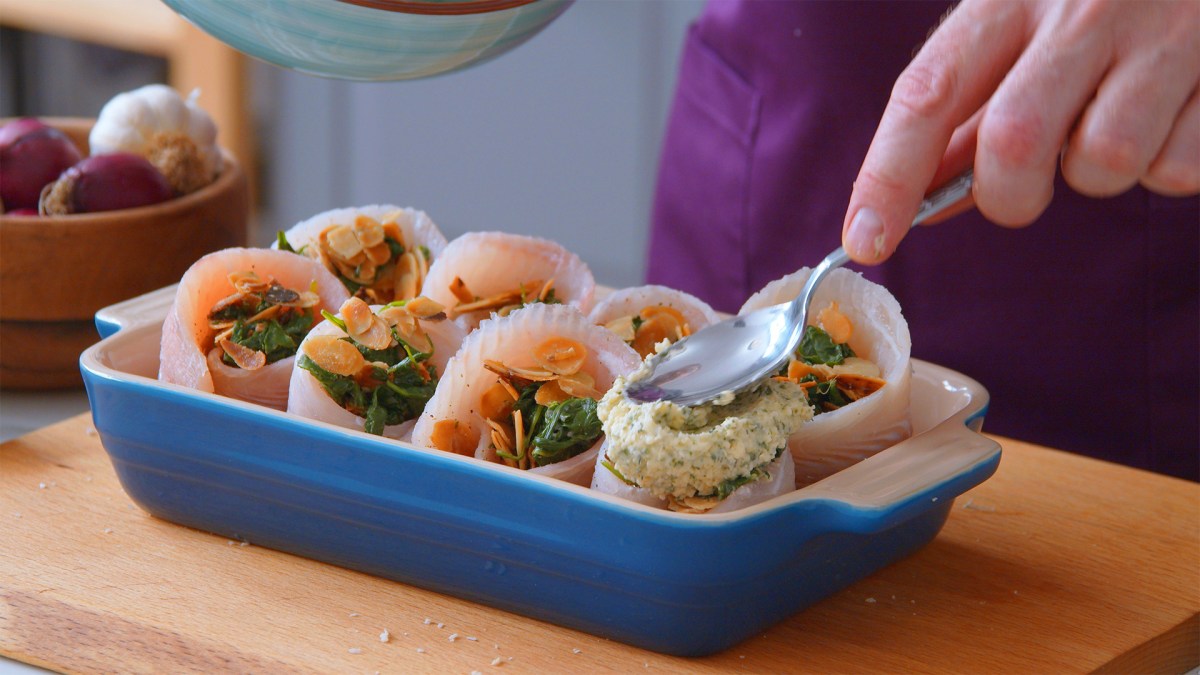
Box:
94, 284, 178, 339
796, 396, 1001, 533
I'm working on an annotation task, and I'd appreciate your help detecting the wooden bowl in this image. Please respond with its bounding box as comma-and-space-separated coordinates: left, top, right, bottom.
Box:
0, 117, 249, 389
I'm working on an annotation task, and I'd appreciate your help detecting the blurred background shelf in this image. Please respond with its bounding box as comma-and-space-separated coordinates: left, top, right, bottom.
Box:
0, 0, 254, 196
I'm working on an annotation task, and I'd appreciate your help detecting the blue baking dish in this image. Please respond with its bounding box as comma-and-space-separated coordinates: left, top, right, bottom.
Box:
82, 286, 1001, 657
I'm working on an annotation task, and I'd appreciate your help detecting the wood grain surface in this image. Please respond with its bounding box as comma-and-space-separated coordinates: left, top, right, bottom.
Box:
1, 414, 1197, 674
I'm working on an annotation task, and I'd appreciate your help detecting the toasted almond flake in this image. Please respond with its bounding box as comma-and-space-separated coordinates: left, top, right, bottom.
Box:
451, 289, 523, 317
324, 224, 364, 261
534, 379, 571, 406
480, 382, 517, 421
449, 276, 475, 304
353, 214, 385, 247
341, 298, 375, 335
603, 315, 637, 342
208, 291, 248, 317
513, 409, 527, 470
364, 241, 392, 266
483, 360, 557, 383
497, 377, 520, 402
430, 419, 476, 456
533, 336, 587, 375
305, 335, 367, 376
354, 316, 395, 351
219, 338, 267, 370
817, 301, 854, 345
556, 371, 601, 400
382, 219, 404, 242
404, 296, 446, 320
245, 303, 283, 325
631, 312, 681, 357
834, 373, 886, 399
229, 270, 269, 294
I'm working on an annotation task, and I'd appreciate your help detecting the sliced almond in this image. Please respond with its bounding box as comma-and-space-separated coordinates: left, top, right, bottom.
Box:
483, 360, 557, 383
208, 291, 248, 318
449, 276, 475, 304
219, 338, 267, 371
228, 271, 269, 294
404, 296, 446, 320
378, 305, 417, 337
479, 381, 517, 421
353, 214, 385, 248
323, 224, 364, 261
513, 409, 527, 469
429, 419, 476, 457
556, 370, 601, 400
604, 315, 637, 342
354, 316, 394, 351
533, 336, 587, 375
834, 373, 886, 400
340, 298, 375, 336
364, 241, 392, 266
631, 312, 681, 358
534, 379, 571, 406
817, 301, 854, 345
304, 334, 367, 376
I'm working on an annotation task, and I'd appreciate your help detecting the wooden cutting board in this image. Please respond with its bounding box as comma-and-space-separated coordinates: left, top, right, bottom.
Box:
1, 414, 1197, 674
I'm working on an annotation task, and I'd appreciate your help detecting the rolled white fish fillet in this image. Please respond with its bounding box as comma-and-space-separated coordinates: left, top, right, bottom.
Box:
287, 306, 466, 442
410, 303, 640, 486
740, 267, 912, 486
420, 231, 596, 331
280, 204, 448, 266
588, 284, 720, 331
591, 441, 796, 514
159, 247, 351, 410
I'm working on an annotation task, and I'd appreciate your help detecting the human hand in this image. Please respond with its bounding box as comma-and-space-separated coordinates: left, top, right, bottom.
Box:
841, 0, 1199, 264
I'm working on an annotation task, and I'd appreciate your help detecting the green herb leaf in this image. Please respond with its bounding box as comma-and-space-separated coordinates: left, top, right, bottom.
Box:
797, 325, 854, 365
276, 230, 297, 253
528, 397, 603, 467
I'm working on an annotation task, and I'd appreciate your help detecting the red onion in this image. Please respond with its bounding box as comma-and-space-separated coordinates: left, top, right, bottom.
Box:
0, 118, 83, 212
40, 152, 174, 215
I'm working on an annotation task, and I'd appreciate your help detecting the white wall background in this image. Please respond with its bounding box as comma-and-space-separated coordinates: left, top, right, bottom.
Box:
255, 1, 705, 289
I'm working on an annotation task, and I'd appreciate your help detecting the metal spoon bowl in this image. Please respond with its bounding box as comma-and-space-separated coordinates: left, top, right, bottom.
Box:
625, 171, 975, 407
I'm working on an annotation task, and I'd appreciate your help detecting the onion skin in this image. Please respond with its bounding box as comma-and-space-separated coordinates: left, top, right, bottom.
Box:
40, 152, 174, 215
0, 118, 83, 212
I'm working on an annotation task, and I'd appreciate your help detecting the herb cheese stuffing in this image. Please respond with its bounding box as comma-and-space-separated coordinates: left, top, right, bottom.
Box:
598, 364, 812, 502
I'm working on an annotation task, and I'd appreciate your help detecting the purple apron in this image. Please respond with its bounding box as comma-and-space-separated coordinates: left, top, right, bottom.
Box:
647, 0, 1199, 480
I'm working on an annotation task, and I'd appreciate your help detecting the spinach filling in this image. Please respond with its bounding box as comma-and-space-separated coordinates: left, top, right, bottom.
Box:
297, 327, 437, 435
497, 381, 602, 467
783, 325, 858, 414
209, 286, 314, 367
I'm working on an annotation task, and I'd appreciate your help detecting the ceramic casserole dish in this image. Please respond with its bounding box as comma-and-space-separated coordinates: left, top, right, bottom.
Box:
80, 285, 1001, 657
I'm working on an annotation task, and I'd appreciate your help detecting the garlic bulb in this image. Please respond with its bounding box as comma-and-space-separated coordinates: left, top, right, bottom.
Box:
89, 84, 222, 195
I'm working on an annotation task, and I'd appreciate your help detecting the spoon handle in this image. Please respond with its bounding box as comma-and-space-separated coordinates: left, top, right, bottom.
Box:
787, 170, 976, 326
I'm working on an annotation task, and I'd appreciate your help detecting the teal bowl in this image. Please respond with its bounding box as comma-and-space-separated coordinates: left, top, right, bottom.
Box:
162, 0, 573, 81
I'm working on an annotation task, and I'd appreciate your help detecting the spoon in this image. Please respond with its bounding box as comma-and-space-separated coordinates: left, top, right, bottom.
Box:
624, 170, 975, 407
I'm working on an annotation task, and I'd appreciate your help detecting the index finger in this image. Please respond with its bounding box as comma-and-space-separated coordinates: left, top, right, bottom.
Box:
841, 0, 1027, 263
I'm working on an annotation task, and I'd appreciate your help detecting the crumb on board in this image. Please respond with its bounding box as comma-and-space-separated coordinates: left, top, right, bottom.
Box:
350, 612, 360, 617
466, 636, 477, 641
348, 648, 362, 655
416, 647, 426, 654
424, 618, 432, 625
380, 629, 389, 642
491, 657, 503, 666
104, 528, 113, 534
865, 597, 876, 603
572, 648, 582, 654
449, 633, 459, 642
